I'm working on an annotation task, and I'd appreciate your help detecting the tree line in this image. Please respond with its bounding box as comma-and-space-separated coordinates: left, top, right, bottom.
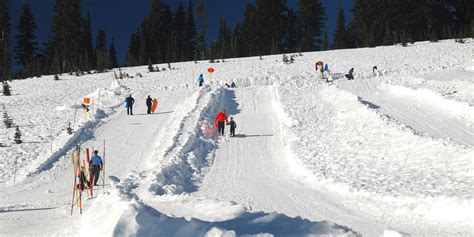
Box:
1, 0, 473, 82
333, 0, 474, 49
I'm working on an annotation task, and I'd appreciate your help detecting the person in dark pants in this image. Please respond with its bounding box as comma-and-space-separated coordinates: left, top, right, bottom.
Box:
228, 117, 237, 137
345, 68, 354, 80
146, 95, 153, 114
90, 150, 103, 186
214, 109, 229, 136
125, 95, 135, 115
197, 74, 204, 87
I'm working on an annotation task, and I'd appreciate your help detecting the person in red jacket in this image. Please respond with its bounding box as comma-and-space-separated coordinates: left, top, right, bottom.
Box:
214, 109, 229, 136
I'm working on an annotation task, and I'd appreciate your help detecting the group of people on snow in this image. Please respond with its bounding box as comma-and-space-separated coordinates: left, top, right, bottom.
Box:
77, 150, 103, 191
124, 94, 157, 115
214, 109, 237, 137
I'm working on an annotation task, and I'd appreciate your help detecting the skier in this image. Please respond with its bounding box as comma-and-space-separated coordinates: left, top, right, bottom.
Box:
227, 117, 237, 137
214, 109, 229, 136
345, 68, 354, 80
197, 74, 204, 87
89, 150, 103, 186
125, 95, 135, 115
146, 95, 153, 114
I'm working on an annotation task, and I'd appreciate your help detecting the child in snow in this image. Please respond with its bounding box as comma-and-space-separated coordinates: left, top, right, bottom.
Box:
227, 117, 237, 137
197, 74, 204, 87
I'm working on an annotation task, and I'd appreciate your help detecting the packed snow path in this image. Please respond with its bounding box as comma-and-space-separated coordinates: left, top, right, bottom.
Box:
0, 89, 191, 236
195, 86, 384, 235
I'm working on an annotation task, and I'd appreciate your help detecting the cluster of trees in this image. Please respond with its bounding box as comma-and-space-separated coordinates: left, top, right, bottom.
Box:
126, 0, 327, 66
333, 0, 474, 49
1, 0, 474, 81
0, 0, 118, 81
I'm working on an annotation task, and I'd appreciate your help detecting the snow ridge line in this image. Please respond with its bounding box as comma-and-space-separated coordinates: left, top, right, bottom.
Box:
14, 79, 130, 185
147, 86, 231, 195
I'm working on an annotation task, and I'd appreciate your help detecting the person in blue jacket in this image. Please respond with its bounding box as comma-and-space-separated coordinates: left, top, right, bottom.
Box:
90, 150, 103, 186
197, 74, 204, 87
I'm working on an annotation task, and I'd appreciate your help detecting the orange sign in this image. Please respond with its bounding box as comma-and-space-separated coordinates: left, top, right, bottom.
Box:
83, 98, 91, 105
207, 68, 215, 73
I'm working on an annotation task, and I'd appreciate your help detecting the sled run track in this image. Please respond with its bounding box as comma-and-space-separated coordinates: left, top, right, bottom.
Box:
194, 85, 387, 235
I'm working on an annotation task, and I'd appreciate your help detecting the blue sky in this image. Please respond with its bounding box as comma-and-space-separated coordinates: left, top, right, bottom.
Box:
9, 0, 353, 65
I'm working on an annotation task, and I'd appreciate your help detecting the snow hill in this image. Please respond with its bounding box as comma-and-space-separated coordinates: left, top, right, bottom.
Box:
1, 40, 474, 237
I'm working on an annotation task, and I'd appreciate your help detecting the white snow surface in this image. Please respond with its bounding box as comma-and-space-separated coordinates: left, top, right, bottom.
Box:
1, 40, 474, 236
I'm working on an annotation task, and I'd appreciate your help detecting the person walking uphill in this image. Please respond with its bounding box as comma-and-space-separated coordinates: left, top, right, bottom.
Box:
90, 150, 103, 186
146, 95, 153, 114
215, 109, 229, 136
125, 95, 135, 115
197, 74, 204, 87
228, 117, 237, 137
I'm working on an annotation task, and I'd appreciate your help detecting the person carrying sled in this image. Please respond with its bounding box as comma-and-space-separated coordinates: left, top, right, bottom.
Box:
214, 109, 229, 136
227, 117, 237, 137
197, 74, 204, 87
345, 68, 354, 80
146, 95, 153, 114
125, 95, 135, 115
90, 150, 103, 186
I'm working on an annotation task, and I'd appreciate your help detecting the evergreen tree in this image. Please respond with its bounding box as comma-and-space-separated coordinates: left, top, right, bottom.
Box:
321, 24, 329, 50
14, 2, 37, 78
195, 0, 207, 60
383, 23, 393, 46
3, 107, 13, 128
14, 126, 22, 144
240, 4, 258, 57
216, 17, 232, 59
126, 30, 140, 66
255, 0, 288, 55
2, 81, 10, 96
47, 0, 83, 73
333, 7, 348, 49
81, 11, 94, 70
183, 0, 197, 61
283, 9, 301, 53
231, 23, 243, 57
0, 0, 11, 82
95, 29, 107, 71
174, 2, 186, 61
298, 0, 326, 51
109, 38, 118, 68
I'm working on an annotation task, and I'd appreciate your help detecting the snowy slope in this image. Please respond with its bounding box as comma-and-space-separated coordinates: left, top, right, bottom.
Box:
1, 40, 474, 236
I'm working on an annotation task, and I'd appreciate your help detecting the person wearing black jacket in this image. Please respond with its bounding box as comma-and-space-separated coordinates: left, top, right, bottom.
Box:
146, 95, 153, 114
125, 95, 135, 115
228, 117, 237, 137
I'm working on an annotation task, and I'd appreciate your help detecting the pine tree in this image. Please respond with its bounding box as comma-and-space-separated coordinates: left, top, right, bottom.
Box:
216, 17, 232, 59
183, 0, 197, 61
2, 81, 10, 96
195, 0, 207, 60
333, 7, 348, 49
109, 38, 118, 68
0, 0, 11, 82
81, 11, 94, 70
241, 4, 258, 57
255, 0, 288, 55
383, 23, 393, 46
95, 29, 107, 71
298, 0, 326, 51
174, 2, 186, 61
321, 24, 329, 50
14, 2, 37, 79
126, 30, 140, 66
14, 126, 22, 144
430, 30, 438, 42
284, 9, 301, 53
47, 0, 83, 74
3, 107, 13, 128
147, 58, 154, 72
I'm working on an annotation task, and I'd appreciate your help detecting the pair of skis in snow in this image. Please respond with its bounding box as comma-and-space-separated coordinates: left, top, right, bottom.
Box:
70, 140, 106, 215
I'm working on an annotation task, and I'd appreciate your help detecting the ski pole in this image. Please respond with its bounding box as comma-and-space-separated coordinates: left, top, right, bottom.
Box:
102, 140, 106, 189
